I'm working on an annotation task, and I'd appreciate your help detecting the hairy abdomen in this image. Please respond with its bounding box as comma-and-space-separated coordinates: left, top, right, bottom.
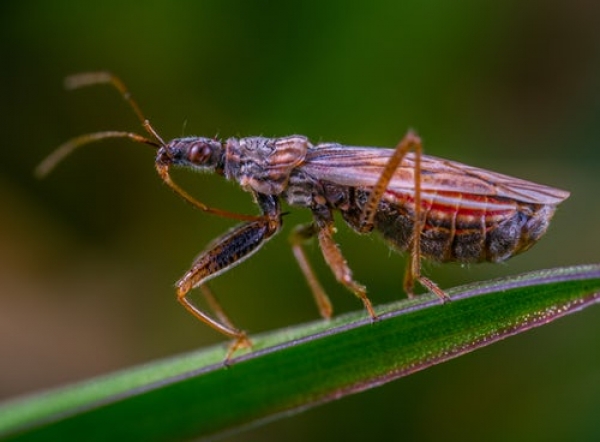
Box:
341, 189, 557, 263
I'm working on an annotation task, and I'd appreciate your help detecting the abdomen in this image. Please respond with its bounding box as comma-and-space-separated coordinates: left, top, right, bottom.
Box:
343, 189, 558, 263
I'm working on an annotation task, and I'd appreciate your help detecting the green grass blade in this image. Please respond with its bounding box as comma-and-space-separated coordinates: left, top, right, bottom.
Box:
1, 264, 599, 441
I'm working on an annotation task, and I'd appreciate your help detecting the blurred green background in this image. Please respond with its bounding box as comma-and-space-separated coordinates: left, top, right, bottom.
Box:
1, 1, 599, 440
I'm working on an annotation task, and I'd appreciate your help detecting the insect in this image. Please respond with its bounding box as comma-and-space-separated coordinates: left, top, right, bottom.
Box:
37, 72, 570, 358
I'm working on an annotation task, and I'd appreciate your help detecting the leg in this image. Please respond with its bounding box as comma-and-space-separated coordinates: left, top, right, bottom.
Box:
360, 130, 423, 230
156, 163, 262, 222
360, 131, 450, 302
403, 247, 449, 301
289, 223, 333, 319
177, 207, 281, 359
199, 284, 240, 334
313, 213, 377, 319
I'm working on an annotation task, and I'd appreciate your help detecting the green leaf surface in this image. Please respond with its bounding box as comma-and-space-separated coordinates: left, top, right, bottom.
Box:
1, 264, 599, 441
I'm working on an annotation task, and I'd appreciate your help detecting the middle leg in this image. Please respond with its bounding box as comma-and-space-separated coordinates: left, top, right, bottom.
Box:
289, 222, 333, 319
314, 211, 377, 319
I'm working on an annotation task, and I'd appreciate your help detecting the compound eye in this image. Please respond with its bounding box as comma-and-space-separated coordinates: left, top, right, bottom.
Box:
188, 143, 211, 164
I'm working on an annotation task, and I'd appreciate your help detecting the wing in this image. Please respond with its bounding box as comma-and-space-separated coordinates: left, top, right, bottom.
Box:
301, 143, 570, 206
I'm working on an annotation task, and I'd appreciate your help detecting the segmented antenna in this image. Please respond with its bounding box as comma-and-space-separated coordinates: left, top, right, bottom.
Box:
35, 71, 164, 178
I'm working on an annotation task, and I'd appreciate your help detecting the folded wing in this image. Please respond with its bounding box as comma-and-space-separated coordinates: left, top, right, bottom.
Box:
302, 144, 570, 207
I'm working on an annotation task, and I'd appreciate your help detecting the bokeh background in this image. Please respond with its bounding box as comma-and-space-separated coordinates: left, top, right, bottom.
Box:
1, 1, 599, 440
